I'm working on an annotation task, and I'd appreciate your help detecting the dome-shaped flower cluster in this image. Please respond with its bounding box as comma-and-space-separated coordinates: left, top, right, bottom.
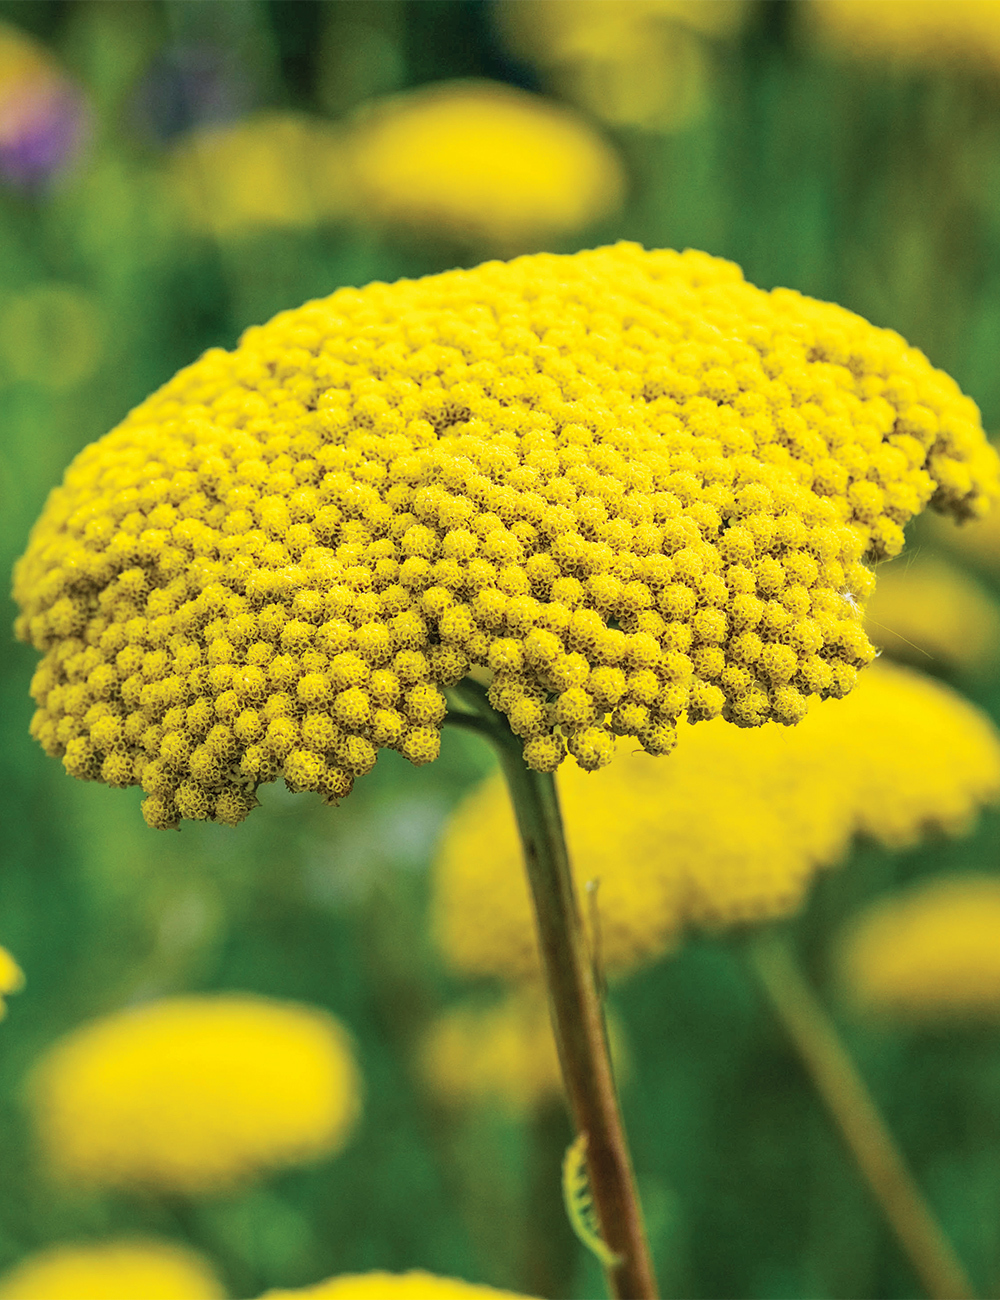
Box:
837, 875, 1000, 1019
30, 994, 361, 1195
261, 1271, 534, 1300
346, 81, 624, 252
434, 663, 1000, 982
0, 1239, 224, 1300
13, 244, 999, 828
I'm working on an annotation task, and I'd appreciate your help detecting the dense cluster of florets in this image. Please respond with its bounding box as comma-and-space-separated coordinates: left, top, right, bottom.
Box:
435, 663, 1000, 982
13, 243, 999, 827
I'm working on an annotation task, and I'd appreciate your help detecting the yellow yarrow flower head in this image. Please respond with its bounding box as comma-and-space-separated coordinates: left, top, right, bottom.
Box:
0, 1239, 225, 1300
0, 945, 24, 1019
13, 244, 999, 830
260, 1271, 535, 1299
346, 80, 625, 253
434, 663, 1000, 982
837, 875, 1000, 1020
805, 0, 1000, 72
863, 554, 1000, 674
167, 111, 349, 239
30, 994, 361, 1195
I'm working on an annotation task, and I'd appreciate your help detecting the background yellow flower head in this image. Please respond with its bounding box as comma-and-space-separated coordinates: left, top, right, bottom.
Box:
434, 663, 1000, 982
14, 244, 999, 829
837, 875, 1000, 1020
806, 0, 1000, 72
0, 1239, 225, 1300
862, 554, 1000, 675
167, 111, 349, 239
345, 80, 624, 252
30, 994, 361, 1195
418, 988, 626, 1115
260, 1270, 535, 1299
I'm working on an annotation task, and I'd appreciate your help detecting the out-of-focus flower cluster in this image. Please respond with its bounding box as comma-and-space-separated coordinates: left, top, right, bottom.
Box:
14, 245, 998, 829
806, 0, 1000, 72
345, 81, 624, 252
261, 1270, 535, 1299
838, 875, 1000, 1020
435, 663, 1000, 982
168, 111, 349, 238
0, 1239, 225, 1300
0, 20, 88, 187
0, 946, 23, 1020
496, 1, 751, 131
863, 555, 1000, 674
30, 995, 361, 1195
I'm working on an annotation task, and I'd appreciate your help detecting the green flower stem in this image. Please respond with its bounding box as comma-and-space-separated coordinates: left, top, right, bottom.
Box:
446, 683, 658, 1300
747, 931, 974, 1300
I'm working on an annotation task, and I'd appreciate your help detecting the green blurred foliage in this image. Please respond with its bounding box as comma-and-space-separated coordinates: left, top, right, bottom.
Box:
2, 2, 1000, 1297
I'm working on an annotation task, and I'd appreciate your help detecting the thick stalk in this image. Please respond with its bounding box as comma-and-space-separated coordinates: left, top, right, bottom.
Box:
747, 931, 974, 1300
446, 686, 658, 1299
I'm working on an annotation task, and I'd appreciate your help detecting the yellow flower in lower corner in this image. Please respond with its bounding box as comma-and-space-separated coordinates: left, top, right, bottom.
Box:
0, 1239, 225, 1300
346, 80, 625, 251
260, 1271, 534, 1299
434, 663, 1000, 982
837, 875, 1000, 1020
0, 945, 23, 1019
30, 994, 361, 1195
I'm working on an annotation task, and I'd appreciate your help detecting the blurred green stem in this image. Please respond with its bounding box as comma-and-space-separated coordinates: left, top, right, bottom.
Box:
747, 931, 974, 1300
445, 682, 658, 1300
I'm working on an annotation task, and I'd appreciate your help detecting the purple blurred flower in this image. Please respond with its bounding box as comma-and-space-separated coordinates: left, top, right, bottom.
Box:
0, 77, 90, 187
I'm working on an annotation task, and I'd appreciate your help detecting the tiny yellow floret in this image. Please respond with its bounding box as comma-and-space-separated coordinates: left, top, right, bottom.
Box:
14, 244, 999, 827
434, 663, 1000, 981
346, 80, 624, 250
30, 994, 361, 1195
259, 1271, 534, 1299
838, 875, 1000, 1020
0, 1239, 225, 1300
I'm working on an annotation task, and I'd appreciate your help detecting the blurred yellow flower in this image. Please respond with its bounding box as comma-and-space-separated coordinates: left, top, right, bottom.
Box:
497, 0, 750, 131
838, 875, 1000, 1019
805, 0, 1000, 71
929, 458, 1000, 569
434, 663, 1000, 981
261, 1271, 534, 1299
419, 989, 627, 1114
0, 945, 23, 1019
14, 244, 998, 830
0, 283, 103, 390
0, 1239, 225, 1300
863, 555, 1000, 673
31, 994, 361, 1195
168, 111, 349, 238
346, 80, 624, 252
